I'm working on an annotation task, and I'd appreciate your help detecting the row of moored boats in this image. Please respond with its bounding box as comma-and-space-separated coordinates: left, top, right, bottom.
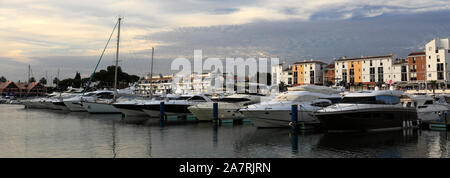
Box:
19, 85, 450, 132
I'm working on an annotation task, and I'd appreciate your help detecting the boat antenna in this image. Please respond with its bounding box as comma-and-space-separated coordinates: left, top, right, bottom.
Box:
149, 47, 154, 98
82, 18, 119, 94
113, 17, 121, 101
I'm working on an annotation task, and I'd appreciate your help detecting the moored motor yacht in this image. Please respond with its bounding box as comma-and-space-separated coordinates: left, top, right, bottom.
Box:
112, 96, 156, 117
400, 94, 448, 121
315, 89, 418, 132
81, 91, 122, 114
239, 91, 342, 128
63, 90, 116, 112
142, 94, 212, 118
188, 93, 263, 121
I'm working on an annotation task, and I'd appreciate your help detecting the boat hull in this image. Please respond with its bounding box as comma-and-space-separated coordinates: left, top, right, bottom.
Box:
315, 108, 418, 132
188, 107, 245, 121
141, 104, 191, 117
82, 102, 122, 114
63, 101, 86, 112
51, 102, 69, 111
112, 104, 148, 117
241, 110, 319, 128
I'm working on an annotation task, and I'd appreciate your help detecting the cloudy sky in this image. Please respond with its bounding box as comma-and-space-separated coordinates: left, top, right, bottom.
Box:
1, 0, 450, 82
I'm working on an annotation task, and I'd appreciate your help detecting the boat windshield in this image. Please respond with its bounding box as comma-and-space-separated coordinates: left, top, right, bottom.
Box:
340, 95, 400, 105
218, 98, 251, 103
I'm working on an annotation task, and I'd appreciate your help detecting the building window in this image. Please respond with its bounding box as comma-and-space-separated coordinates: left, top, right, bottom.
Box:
349, 69, 355, 84
401, 66, 407, 81
370, 60, 372, 66
293, 72, 298, 84
310, 71, 315, 84
370, 67, 375, 82
437, 55, 440, 62
378, 67, 383, 82
342, 69, 347, 83
437, 63, 444, 80
436, 50, 439, 53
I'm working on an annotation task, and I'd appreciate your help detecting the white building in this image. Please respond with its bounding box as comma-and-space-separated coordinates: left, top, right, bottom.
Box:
425, 38, 450, 84
271, 64, 283, 86
391, 58, 409, 83
271, 63, 293, 86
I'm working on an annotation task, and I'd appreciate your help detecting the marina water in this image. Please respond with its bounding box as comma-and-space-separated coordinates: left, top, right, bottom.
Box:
1, 104, 449, 158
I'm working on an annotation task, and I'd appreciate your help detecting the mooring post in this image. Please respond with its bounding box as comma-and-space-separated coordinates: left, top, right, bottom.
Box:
160, 101, 165, 122
291, 104, 298, 126
213, 102, 219, 122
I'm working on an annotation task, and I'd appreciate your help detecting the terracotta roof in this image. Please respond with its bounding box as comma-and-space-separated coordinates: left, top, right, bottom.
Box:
0, 81, 14, 91
335, 55, 393, 62
324, 64, 335, 69
408, 51, 425, 56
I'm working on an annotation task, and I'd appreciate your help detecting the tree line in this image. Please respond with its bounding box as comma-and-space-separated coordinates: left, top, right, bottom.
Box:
1, 65, 140, 91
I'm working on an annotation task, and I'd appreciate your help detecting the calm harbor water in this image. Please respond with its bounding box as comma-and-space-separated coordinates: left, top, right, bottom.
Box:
0, 104, 449, 158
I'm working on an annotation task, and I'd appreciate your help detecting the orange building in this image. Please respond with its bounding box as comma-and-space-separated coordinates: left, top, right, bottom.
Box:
323, 64, 335, 86
347, 60, 362, 85
292, 60, 327, 86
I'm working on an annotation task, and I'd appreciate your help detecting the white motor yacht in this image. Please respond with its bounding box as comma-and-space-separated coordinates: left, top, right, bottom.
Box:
142, 94, 212, 118
63, 90, 114, 112
81, 90, 122, 114
112, 96, 154, 117
315, 89, 418, 132
401, 94, 448, 121
188, 93, 263, 121
239, 91, 342, 128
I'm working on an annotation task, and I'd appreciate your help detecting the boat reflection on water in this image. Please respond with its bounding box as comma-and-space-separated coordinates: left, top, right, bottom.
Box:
316, 129, 419, 158
85, 113, 123, 122
235, 128, 323, 157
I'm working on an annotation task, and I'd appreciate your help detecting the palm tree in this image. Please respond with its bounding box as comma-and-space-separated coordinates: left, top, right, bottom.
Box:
430, 80, 437, 95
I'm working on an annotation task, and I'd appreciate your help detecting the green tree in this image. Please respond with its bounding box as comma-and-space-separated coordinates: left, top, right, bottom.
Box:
0, 76, 6, 82
39, 77, 47, 85
430, 80, 437, 95
53, 77, 60, 85
73, 72, 82, 88
29, 77, 36, 83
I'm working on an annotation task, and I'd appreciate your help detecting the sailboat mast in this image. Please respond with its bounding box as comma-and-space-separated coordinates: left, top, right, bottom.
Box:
113, 17, 121, 99
27, 64, 30, 84
149, 47, 154, 97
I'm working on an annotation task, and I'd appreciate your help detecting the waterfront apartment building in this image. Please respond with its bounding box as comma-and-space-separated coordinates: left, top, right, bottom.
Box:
281, 66, 293, 86
323, 64, 335, 86
272, 64, 293, 86
392, 58, 409, 84
425, 38, 450, 87
334, 55, 398, 89
407, 51, 427, 82
292, 60, 327, 85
